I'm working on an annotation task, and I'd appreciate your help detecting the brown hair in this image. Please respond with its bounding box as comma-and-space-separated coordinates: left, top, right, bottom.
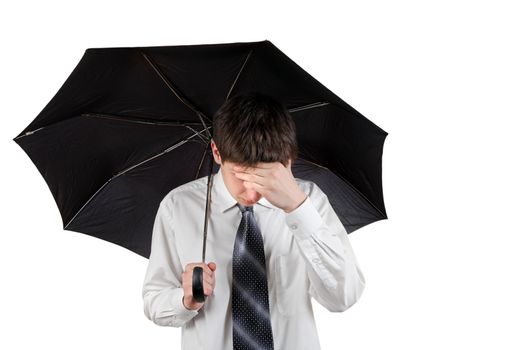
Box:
212, 93, 298, 166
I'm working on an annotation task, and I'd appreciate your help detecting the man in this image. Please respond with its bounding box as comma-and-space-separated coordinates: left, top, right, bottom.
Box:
142, 93, 365, 350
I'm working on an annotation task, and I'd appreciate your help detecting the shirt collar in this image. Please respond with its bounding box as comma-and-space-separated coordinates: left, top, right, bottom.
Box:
213, 167, 277, 213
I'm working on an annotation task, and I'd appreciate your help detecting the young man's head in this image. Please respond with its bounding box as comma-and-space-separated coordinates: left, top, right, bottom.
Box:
211, 92, 298, 206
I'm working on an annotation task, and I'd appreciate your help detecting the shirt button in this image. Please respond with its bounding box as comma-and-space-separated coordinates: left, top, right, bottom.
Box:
290, 224, 298, 230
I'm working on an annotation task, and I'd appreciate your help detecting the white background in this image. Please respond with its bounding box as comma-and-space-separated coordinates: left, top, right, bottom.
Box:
2, 1, 506, 349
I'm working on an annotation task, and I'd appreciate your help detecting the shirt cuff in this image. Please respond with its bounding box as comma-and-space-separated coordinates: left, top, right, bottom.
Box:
172, 287, 200, 320
285, 195, 324, 241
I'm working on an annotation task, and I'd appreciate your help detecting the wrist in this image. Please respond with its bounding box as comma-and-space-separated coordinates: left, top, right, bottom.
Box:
284, 192, 308, 213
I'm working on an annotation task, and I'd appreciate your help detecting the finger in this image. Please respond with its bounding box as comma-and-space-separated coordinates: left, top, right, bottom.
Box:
186, 263, 212, 276
243, 180, 265, 193
203, 278, 214, 287
208, 262, 217, 271
236, 171, 271, 187
233, 171, 257, 181
204, 272, 216, 283
242, 163, 283, 178
185, 263, 200, 271
233, 164, 273, 174
203, 275, 215, 287
234, 172, 266, 187
185, 263, 205, 271
246, 163, 278, 170
203, 280, 214, 295
286, 159, 293, 174
200, 264, 213, 276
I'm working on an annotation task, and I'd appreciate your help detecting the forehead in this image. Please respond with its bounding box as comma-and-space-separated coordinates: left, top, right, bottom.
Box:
222, 161, 257, 170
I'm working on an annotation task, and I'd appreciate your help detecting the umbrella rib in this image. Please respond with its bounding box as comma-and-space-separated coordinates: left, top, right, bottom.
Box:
225, 49, 253, 101
14, 126, 46, 140
139, 50, 212, 138
289, 101, 330, 113
82, 112, 205, 127
195, 145, 209, 180
114, 126, 209, 178
14, 103, 331, 141
83, 112, 209, 143
63, 126, 211, 229
288, 100, 387, 218
184, 124, 209, 144
296, 156, 387, 219
13, 112, 206, 141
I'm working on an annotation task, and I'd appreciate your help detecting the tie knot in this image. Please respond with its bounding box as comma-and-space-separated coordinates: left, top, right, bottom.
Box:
237, 204, 254, 214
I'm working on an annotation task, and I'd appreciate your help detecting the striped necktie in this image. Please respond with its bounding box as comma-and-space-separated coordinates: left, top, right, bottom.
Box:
232, 204, 275, 350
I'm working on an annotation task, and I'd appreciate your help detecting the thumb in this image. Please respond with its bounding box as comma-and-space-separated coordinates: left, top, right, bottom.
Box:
208, 262, 217, 271
286, 159, 293, 175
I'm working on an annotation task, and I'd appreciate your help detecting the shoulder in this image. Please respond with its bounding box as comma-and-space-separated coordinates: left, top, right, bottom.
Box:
158, 175, 209, 211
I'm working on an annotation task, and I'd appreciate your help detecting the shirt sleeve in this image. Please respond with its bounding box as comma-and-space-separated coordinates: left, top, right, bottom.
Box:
142, 196, 199, 327
285, 182, 366, 312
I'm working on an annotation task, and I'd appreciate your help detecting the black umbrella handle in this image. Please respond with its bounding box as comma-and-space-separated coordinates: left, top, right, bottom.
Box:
192, 266, 206, 303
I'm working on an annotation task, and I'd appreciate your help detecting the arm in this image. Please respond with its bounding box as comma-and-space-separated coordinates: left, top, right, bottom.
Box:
285, 182, 366, 312
142, 198, 199, 327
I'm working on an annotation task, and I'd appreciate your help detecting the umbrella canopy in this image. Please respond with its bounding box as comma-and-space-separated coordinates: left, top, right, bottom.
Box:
13, 39, 388, 259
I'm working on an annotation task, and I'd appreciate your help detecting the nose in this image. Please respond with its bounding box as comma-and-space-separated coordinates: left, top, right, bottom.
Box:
244, 189, 261, 202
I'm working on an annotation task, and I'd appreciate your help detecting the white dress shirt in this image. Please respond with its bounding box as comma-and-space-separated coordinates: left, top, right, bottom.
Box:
142, 166, 365, 350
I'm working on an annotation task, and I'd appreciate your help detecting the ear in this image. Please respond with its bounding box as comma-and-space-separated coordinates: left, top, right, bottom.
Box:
210, 139, 222, 165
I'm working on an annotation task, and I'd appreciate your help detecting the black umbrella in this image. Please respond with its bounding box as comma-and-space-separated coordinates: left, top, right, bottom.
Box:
13, 39, 388, 302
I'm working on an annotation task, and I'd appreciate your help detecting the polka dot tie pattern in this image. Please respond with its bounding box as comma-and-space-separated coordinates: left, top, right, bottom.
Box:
232, 204, 275, 350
